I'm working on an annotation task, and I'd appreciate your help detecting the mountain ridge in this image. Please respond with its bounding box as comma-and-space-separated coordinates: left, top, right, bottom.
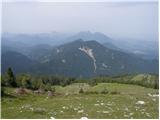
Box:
2, 39, 158, 77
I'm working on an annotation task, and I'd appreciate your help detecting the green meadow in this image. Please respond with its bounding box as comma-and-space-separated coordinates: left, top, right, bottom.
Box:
1, 83, 158, 119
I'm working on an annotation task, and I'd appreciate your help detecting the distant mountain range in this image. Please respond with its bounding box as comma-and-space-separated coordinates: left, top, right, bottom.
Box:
2, 35, 158, 77
2, 31, 158, 60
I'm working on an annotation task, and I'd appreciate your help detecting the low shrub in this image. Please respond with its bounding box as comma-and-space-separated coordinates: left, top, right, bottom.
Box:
1, 87, 5, 96
79, 88, 84, 94
84, 91, 99, 95
100, 88, 109, 94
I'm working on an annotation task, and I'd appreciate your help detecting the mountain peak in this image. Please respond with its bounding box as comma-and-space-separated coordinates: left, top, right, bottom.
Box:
74, 39, 84, 42
85, 40, 99, 44
68, 31, 112, 43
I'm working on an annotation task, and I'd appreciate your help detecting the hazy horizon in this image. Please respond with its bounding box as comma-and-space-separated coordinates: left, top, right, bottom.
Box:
2, 1, 158, 41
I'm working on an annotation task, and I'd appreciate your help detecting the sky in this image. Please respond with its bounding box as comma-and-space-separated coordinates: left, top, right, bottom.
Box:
1, 0, 159, 41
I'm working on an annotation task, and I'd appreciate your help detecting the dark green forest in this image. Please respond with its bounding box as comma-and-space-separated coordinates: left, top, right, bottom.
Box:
1, 67, 159, 94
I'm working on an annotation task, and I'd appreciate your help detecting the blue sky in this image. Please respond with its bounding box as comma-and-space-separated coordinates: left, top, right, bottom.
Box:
2, 0, 158, 41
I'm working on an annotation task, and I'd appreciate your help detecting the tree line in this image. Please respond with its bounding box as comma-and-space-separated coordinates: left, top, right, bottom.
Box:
76, 74, 159, 89
1, 68, 159, 92
1, 68, 76, 90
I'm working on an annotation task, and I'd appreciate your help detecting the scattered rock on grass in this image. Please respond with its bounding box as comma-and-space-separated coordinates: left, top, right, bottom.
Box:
33, 107, 46, 114
146, 113, 151, 117
124, 107, 129, 111
74, 108, 78, 111
50, 117, 55, 119
148, 93, 159, 97
136, 101, 145, 105
100, 103, 104, 105
94, 104, 99, 106
60, 110, 63, 113
15, 88, 27, 95
48, 91, 53, 97
81, 117, 88, 119
152, 94, 159, 97
102, 111, 109, 114
34, 89, 45, 94
78, 110, 84, 113
124, 114, 129, 118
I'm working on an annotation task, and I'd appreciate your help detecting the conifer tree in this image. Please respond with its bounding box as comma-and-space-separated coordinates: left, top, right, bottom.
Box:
6, 67, 17, 87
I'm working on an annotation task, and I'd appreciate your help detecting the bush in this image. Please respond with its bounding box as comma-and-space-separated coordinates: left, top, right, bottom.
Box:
110, 90, 120, 95
51, 87, 56, 93
1, 87, 5, 96
100, 88, 109, 94
44, 83, 52, 91
79, 88, 84, 94
2, 68, 17, 87
88, 79, 98, 87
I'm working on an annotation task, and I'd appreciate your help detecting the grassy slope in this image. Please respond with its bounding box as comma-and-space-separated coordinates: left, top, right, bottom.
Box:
93, 74, 159, 89
1, 83, 159, 119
